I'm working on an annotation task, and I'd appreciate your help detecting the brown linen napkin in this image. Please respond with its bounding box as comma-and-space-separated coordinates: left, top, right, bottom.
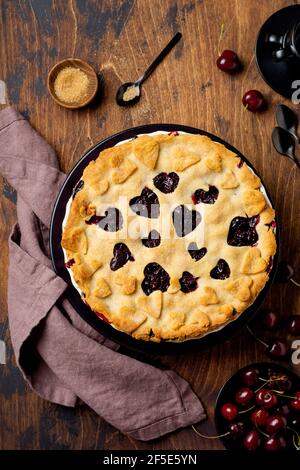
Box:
0, 107, 206, 441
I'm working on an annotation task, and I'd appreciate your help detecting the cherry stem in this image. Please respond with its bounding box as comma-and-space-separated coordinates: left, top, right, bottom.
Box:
238, 404, 255, 414
271, 391, 298, 399
287, 426, 300, 448
256, 424, 269, 439
217, 23, 225, 56
292, 433, 300, 450
255, 382, 267, 393
291, 278, 300, 288
192, 425, 230, 439
246, 325, 268, 348
259, 376, 287, 383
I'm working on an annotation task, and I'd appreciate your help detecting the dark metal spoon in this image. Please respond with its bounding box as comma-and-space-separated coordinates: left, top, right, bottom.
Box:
116, 32, 182, 107
272, 126, 300, 169
276, 104, 299, 143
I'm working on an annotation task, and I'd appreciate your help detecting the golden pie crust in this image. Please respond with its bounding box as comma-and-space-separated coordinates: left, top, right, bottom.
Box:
62, 133, 276, 342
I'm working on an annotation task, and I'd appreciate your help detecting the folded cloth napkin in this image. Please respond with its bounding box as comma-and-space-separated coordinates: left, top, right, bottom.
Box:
0, 107, 206, 441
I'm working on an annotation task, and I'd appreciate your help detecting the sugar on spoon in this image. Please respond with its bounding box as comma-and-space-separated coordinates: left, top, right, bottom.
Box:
116, 32, 182, 107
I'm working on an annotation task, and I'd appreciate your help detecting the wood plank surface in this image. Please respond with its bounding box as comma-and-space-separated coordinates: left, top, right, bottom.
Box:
0, 0, 299, 450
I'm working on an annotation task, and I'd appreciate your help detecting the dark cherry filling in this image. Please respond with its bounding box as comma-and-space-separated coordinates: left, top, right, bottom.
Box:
153, 172, 179, 193
86, 207, 123, 232
237, 159, 244, 168
210, 259, 231, 280
65, 258, 75, 268
168, 131, 179, 136
172, 205, 201, 237
85, 215, 102, 225
129, 187, 160, 218
72, 180, 84, 199
188, 243, 207, 261
266, 220, 276, 230
227, 215, 259, 246
179, 271, 199, 293
95, 311, 111, 323
142, 230, 161, 248
192, 185, 219, 204
141, 262, 170, 295
110, 243, 134, 271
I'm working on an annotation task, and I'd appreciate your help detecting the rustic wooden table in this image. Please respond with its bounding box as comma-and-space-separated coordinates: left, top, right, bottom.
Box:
0, 0, 299, 451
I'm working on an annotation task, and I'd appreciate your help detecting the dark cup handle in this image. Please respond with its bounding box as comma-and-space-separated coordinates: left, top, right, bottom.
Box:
267, 33, 284, 45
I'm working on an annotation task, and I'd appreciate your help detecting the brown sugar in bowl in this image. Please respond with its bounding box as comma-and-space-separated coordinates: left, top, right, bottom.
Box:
48, 58, 98, 109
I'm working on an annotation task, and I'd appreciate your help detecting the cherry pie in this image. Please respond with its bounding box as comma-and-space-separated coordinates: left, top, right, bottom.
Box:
62, 133, 276, 342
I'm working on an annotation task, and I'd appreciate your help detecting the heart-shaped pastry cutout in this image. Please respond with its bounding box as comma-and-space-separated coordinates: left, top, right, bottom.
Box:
153, 172, 179, 193
220, 171, 239, 189
115, 272, 136, 295
94, 278, 111, 298
226, 277, 253, 302
210, 259, 231, 280
129, 187, 160, 218
169, 311, 185, 329
192, 185, 219, 204
242, 189, 266, 216
188, 243, 207, 261
137, 291, 163, 319
86, 207, 123, 232
227, 216, 259, 246
172, 205, 201, 237
110, 243, 134, 271
133, 135, 160, 169
115, 306, 147, 333
199, 286, 219, 305
142, 230, 161, 248
241, 247, 267, 274
179, 271, 199, 293
171, 147, 201, 171
141, 262, 170, 295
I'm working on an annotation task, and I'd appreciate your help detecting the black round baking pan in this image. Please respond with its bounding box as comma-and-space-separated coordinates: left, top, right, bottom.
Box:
215, 362, 300, 450
50, 124, 280, 355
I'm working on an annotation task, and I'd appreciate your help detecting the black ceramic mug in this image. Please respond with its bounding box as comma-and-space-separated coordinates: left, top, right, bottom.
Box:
267, 21, 300, 62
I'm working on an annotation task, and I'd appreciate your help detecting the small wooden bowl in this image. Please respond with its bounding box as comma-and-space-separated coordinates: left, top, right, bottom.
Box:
48, 58, 98, 109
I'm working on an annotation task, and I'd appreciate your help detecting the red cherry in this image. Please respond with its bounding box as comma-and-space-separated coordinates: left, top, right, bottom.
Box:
241, 367, 260, 386
216, 50, 241, 74
263, 310, 279, 330
265, 415, 287, 434
242, 89, 265, 112
244, 429, 261, 450
276, 404, 290, 416
264, 436, 286, 451
266, 338, 289, 359
228, 422, 246, 439
221, 403, 238, 421
251, 409, 269, 427
235, 387, 254, 405
256, 389, 278, 409
290, 391, 300, 411
287, 315, 300, 336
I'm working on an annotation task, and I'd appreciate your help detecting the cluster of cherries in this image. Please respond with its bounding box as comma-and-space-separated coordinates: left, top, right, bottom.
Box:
216, 49, 265, 112
247, 309, 300, 361
218, 366, 300, 450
